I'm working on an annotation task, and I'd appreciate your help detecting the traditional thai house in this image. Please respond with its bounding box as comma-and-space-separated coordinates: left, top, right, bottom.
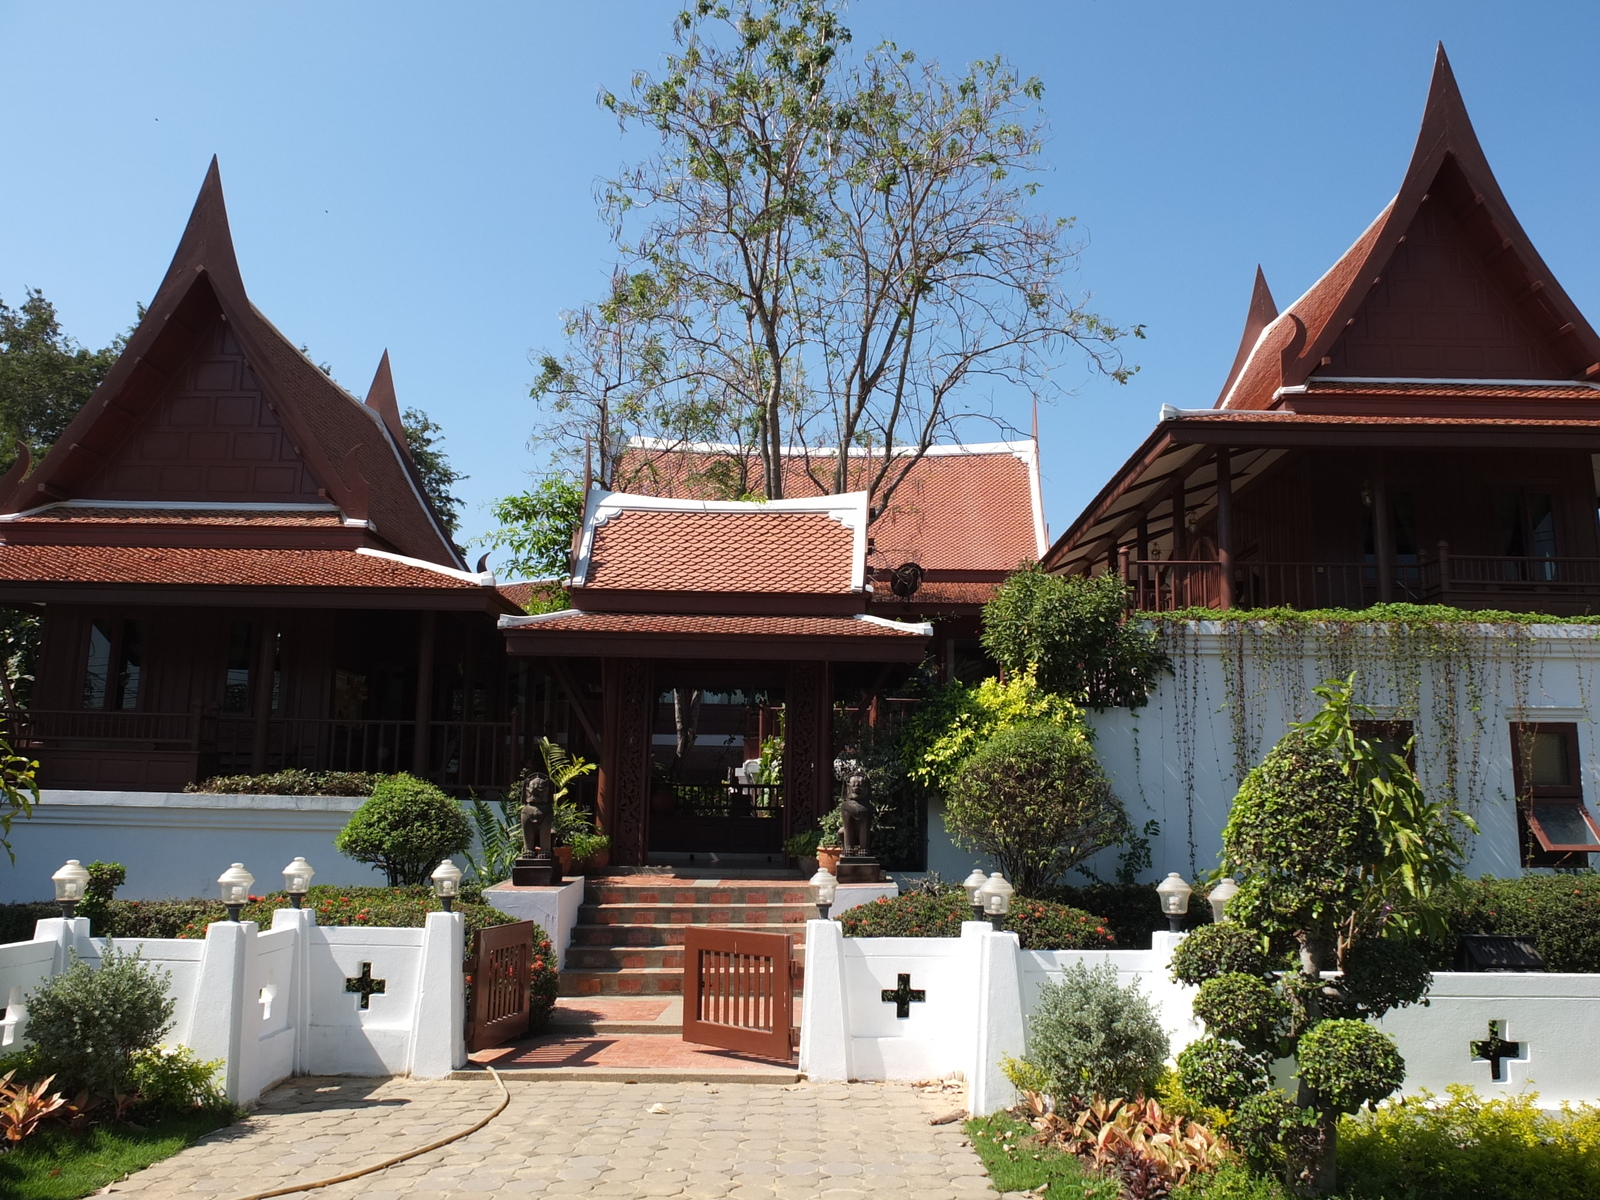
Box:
1045, 48, 1600, 619
0, 162, 524, 793
500, 441, 1048, 867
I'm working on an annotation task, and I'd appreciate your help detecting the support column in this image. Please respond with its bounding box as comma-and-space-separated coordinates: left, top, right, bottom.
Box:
1215, 447, 1235, 610
1372, 454, 1394, 603
599, 657, 653, 866
250, 617, 276, 774
783, 660, 833, 839
1172, 474, 1188, 559
412, 611, 436, 776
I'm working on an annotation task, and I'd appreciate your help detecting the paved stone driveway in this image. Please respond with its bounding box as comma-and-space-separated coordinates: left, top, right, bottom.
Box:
103, 1076, 997, 1200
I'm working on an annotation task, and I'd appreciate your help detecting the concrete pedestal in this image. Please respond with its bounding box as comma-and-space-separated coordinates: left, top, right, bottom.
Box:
484, 877, 586, 964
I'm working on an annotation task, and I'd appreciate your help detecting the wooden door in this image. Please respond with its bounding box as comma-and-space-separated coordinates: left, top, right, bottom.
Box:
467, 920, 534, 1052
682, 927, 796, 1060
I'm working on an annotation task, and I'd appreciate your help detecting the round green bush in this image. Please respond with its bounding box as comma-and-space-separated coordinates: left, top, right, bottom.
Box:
1022, 959, 1169, 1102
334, 773, 471, 886
1193, 972, 1289, 1054
944, 720, 1130, 895
1229, 1088, 1316, 1172
1296, 1019, 1405, 1114
26, 946, 176, 1098
837, 888, 1116, 950
1174, 1035, 1271, 1111
1336, 937, 1432, 1019
1169, 922, 1267, 986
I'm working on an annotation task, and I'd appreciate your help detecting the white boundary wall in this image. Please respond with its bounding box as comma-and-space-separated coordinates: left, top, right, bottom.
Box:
800, 921, 1600, 1114
0, 910, 464, 1105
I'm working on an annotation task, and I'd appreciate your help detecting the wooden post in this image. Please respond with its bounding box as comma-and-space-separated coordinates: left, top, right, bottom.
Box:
249, 617, 276, 774
1172, 474, 1188, 559
1215, 447, 1235, 610
1436, 540, 1451, 598
413, 611, 436, 777
1371, 455, 1394, 603
1136, 513, 1149, 563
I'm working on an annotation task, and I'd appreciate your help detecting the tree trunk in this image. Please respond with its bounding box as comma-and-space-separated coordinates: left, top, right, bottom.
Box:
1292, 928, 1339, 1197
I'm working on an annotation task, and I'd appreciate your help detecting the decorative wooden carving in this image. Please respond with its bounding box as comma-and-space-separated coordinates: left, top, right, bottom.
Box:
783, 660, 832, 838
601, 656, 653, 866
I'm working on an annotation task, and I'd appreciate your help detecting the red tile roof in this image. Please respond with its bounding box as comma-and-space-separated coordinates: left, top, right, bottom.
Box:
0, 545, 483, 589
583, 510, 856, 593
504, 611, 927, 638
614, 443, 1045, 573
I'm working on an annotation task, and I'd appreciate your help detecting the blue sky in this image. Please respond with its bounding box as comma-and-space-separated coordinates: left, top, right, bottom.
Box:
3, 1, 1598, 560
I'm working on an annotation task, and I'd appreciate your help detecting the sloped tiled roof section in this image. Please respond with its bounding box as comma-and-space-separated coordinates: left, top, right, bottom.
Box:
503, 611, 927, 638
585, 510, 856, 593
572, 491, 866, 594
1, 159, 462, 568
613, 441, 1046, 572
1218, 46, 1600, 412
0, 545, 481, 589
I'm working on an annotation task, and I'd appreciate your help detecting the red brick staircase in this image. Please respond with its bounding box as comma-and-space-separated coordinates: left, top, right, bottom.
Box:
560, 874, 813, 996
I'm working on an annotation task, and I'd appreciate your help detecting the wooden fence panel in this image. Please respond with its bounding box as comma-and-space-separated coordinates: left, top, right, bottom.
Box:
682, 927, 795, 1060
467, 920, 535, 1052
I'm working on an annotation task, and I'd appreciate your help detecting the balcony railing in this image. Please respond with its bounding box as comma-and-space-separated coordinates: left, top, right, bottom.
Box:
1124, 544, 1600, 613
2, 709, 519, 791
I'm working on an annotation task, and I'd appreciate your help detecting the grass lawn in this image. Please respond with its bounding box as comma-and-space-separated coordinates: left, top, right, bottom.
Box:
966, 1111, 1122, 1198
0, 1107, 235, 1200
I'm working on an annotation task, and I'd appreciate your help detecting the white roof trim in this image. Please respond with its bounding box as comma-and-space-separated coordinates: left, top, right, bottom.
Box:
853, 613, 934, 637
354, 546, 493, 586
0, 498, 341, 522
624, 435, 1036, 460
570, 488, 870, 592
1015, 438, 1048, 558
498, 609, 579, 629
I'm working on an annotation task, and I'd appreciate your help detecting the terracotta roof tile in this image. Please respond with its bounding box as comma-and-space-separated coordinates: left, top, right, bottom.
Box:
1298, 380, 1600, 400
614, 445, 1043, 572
505, 612, 926, 637
584, 510, 856, 593
0, 545, 480, 589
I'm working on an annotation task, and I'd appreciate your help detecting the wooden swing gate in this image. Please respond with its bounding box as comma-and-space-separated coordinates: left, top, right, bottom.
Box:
681, 927, 797, 1060
467, 919, 535, 1052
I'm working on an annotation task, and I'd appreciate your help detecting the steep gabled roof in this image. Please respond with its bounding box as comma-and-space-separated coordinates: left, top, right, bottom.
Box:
1219, 45, 1600, 411
2, 160, 463, 568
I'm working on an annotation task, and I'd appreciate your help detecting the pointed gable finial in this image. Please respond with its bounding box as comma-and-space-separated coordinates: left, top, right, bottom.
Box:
1413, 42, 1487, 167
1215, 266, 1279, 407
364, 350, 411, 459
151, 156, 247, 308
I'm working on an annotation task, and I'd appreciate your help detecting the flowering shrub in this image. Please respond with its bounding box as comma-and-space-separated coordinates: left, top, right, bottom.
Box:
1427, 872, 1600, 973
837, 889, 1115, 950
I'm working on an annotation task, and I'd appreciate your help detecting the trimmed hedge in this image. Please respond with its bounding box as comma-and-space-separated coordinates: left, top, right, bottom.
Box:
1039, 881, 1211, 950
838, 889, 1116, 950
184, 769, 380, 796
1425, 872, 1600, 973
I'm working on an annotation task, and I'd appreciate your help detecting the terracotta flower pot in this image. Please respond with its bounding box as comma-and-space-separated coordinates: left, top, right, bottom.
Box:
555, 846, 573, 875
574, 846, 610, 874
817, 846, 842, 873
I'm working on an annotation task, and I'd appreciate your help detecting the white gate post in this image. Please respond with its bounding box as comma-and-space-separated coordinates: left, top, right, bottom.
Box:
969, 926, 1026, 1117
270, 906, 315, 1075
411, 910, 465, 1077
184, 921, 253, 1104
798, 918, 851, 1081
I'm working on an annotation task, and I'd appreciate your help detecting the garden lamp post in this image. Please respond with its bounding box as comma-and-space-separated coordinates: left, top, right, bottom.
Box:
52, 859, 90, 919
282, 857, 314, 909
1207, 876, 1240, 924
977, 872, 1013, 931
1157, 872, 1193, 933
962, 868, 988, 922
809, 866, 838, 919
431, 860, 463, 913
218, 863, 255, 922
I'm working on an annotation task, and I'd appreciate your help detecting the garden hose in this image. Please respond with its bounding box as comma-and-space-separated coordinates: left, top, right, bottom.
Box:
226, 1066, 511, 1200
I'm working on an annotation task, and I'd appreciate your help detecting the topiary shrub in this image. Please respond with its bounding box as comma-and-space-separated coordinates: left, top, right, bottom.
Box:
1175, 1037, 1271, 1111
77, 860, 125, 934
26, 947, 175, 1098
1295, 1020, 1406, 1116
1018, 960, 1169, 1102
334, 774, 471, 886
837, 888, 1116, 950
186, 769, 381, 796
944, 720, 1131, 895
1192, 973, 1289, 1054
1170, 923, 1267, 987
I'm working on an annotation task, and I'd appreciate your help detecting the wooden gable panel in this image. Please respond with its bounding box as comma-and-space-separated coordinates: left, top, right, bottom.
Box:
82, 317, 324, 503
1318, 189, 1569, 381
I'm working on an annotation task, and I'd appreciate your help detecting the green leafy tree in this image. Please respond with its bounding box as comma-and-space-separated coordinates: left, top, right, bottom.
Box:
944, 720, 1129, 895
334, 774, 471, 886
1172, 676, 1473, 1196
479, 475, 585, 583
401, 407, 467, 537
0, 289, 123, 468
531, 0, 1139, 515
901, 668, 1078, 793
981, 565, 1169, 709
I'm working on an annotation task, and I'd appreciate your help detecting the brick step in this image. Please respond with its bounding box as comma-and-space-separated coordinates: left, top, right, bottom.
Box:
565, 940, 806, 971
577, 903, 812, 926
588, 883, 812, 906
570, 922, 808, 948
560, 967, 685, 996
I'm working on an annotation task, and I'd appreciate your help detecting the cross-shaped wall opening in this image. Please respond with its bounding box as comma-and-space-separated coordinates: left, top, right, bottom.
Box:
880, 973, 926, 1019
1470, 1019, 1525, 1083
344, 962, 387, 1010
